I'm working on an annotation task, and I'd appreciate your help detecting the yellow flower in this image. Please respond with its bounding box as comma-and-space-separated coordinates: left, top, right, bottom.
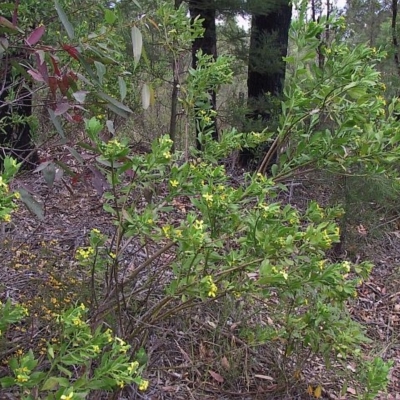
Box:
174, 229, 182, 238
138, 379, 149, 391
16, 374, 29, 383
342, 261, 351, 273
318, 260, 327, 270
14, 191, 20, 199
163, 151, 171, 159
170, 179, 179, 187
92, 345, 100, 353
127, 361, 139, 374
115, 337, 126, 346
91, 228, 100, 234
202, 193, 213, 203
205, 275, 217, 298
60, 392, 74, 400
0, 177, 8, 190
162, 225, 171, 238
72, 317, 82, 326
194, 220, 204, 230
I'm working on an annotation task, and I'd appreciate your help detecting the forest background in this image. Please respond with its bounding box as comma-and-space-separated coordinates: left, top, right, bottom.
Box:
1, 0, 400, 399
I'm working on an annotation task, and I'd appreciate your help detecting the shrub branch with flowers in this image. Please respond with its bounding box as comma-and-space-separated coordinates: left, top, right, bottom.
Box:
0, 5, 397, 400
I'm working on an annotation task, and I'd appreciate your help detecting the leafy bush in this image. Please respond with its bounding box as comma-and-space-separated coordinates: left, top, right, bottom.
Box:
0, 4, 396, 400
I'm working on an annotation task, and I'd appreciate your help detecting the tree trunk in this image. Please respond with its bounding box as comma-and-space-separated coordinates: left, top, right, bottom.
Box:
188, 0, 218, 150
169, 0, 184, 152
0, 52, 39, 170
239, 0, 292, 170
247, 0, 292, 117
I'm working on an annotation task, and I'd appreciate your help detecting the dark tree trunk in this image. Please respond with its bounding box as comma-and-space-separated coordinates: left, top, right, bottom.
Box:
247, 0, 292, 117
0, 51, 39, 170
392, 0, 400, 76
169, 0, 184, 153
189, 0, 218, 150
239, 0, 292, 169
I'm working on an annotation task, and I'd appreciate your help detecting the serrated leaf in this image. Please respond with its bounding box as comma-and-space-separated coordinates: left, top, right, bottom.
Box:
18, 188, 45, 221
54, 1, 74, 40
131, 26, 142, 65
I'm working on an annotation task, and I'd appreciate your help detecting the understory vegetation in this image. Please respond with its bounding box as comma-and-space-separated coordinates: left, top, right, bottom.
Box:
1, 1, 400, 399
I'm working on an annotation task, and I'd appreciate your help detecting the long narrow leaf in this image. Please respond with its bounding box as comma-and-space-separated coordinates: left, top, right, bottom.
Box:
131, 26, 142, 65
54, 1, 74, 40
18, 188, 45, 221
98, 91, 133, 113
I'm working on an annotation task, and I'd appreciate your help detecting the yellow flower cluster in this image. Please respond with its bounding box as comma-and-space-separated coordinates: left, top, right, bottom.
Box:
204, 275, 217, 298
75, 247, 94, 260
139, 379, 149, 391
202, 193, 213, 204
127, 361, 139, 374
318, 260, 327, 270
322, 230, 332, 247
0, 176, 9, 191
341, 260, 351, 273
194, 220, 204, 230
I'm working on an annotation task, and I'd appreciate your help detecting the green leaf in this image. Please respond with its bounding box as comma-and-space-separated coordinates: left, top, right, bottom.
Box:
48, 108, 66, 140
141, 83, 150, 109
66, 146, 84, 165
42, 377, 61, 390
0, 377, 15, 388
56, 365, 73, 378
118, 76, 127, 101
0, 37, 9, 59
18, 188, 45, 221
97, 91, 133, 113
104, 9, 117, 25
103, 203, 116, 215
131, 26, 142, 65
94, 61, 106, 84
54, 0, 74, 40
